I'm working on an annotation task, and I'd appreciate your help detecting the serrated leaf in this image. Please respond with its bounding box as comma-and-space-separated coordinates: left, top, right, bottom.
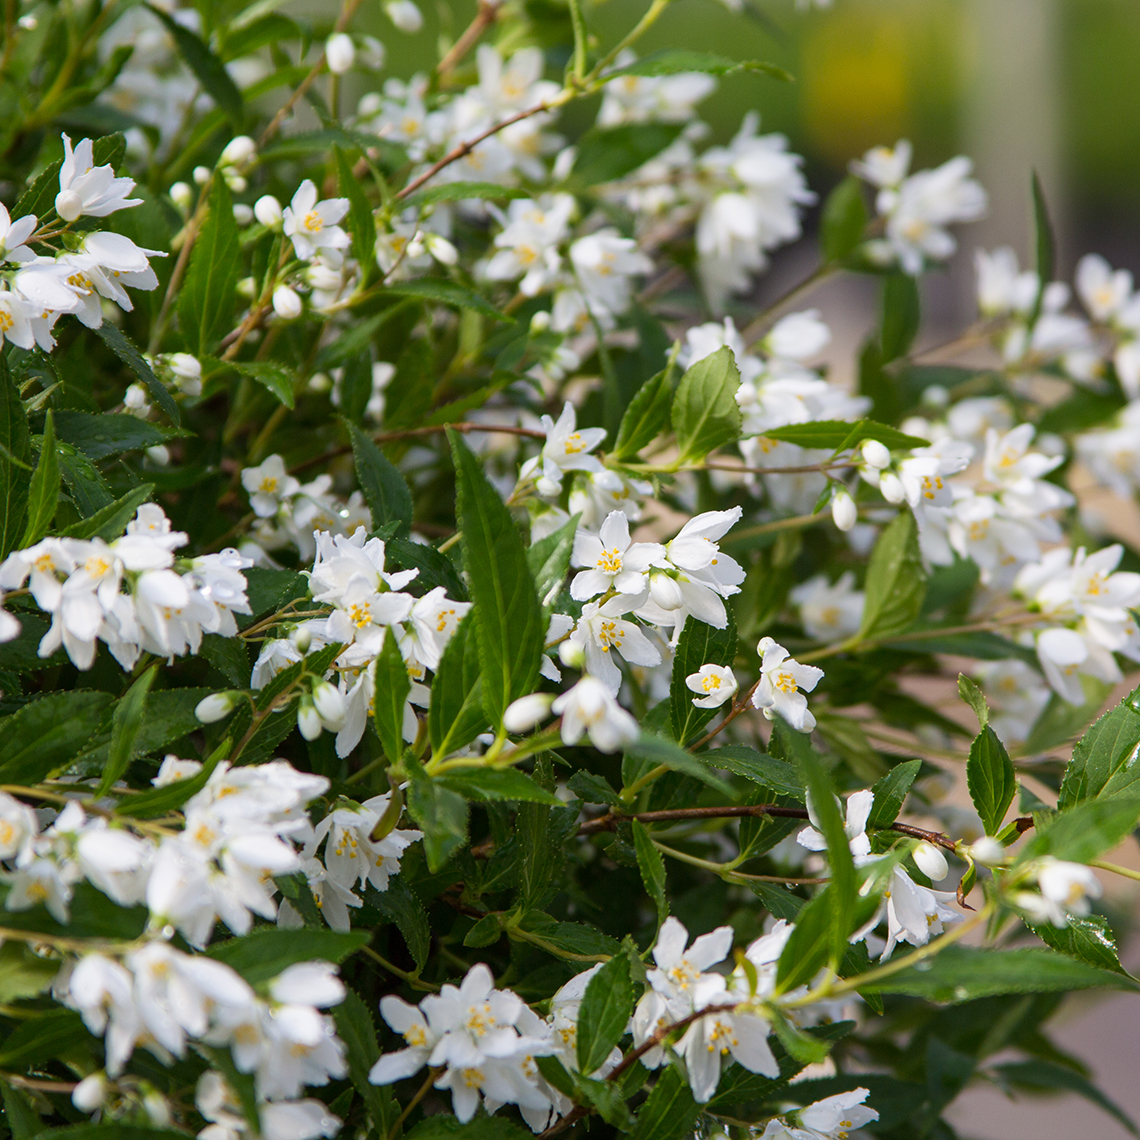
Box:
762, 419, 928, 451
526, 511, 578, 611
350, 423, 413, 534
632, 819, 668, 928
436, 767, 562, 804
429, 613, 490, 759
1019, 789, 1140, 865
208, 928, 369, 984
388, 537, 466, 600
373, 629, 410, 763
52, 410, 184, 459
622, 733, 733, 795
0, 941, 60, 1002
407, 760, 469, 872
0, 691, 113, 784
612, 367, 674, 460
958, 673, 989, 728
59, 483, 154, 541
95, 323, 180, 426
1058, 684, 1140, 807
21, 408, 59, 546
387, 279, 506, 321
820, 175, 867, 263
577, 952, 633, 1075
607, 49, 791, 80
858, 510, 927, 642
867, 758, 922, 828
880, 272, 921, 363
672, 345, 743, 463
628, 1064, 701, 1140
450, 431, 543, 726
333, 144, 376, 277
670, 612, 736, 745
230, 360, 295, 408
702, 745, 804, 799
179, 176, 241, 358
0, 353, 31, 557
1034, 912, 1130, 977
966, 725, 1016, 836
570, 123, 684, 186
1029, 171, 1055, 327
96, 666, 155, 795
407, 181, 529, 206
367, 877, 430, 970
146, 3, 243, 125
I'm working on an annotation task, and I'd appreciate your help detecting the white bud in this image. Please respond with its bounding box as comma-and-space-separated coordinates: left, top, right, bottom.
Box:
170, 181, 193, 211
312, 680, 346, 729
878, 471, 905, 504
142, 1089, 171, 1127
530, 310, 551, 333
425, 232, 458, 266
308, 371, 333, 394
192, 165, 211, 185
649, 573, 682, 610
55, 189, 82, 222
220, 135, 257, 168
291, 626, 313, 654
558, 640, 585, 670
72, 1073, 108, 1113
922, 384, 950, 408
385, 0, 423, 32
536, 475, 562, 498
298, 696, 323, 740
504, 693, 555, 733
272, 285, 303, 321
254, 194, 283, 230
195, 692, 237, 723
358, 34, 386, 70
968, 836, 1006, 867
237, 276, 257, 300
224, 171, 247, 194
326, 32, 355, 74
17, 14, 37, 29
145, 445, 171, 466
831, 488, 857, 532
166, 353, 201, 382
232, 203, 253, 226
913, 841, 949, 882
861, 439, 891, 470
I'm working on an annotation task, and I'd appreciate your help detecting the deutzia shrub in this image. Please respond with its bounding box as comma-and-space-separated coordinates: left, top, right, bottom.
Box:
1, 1, 1139, 1138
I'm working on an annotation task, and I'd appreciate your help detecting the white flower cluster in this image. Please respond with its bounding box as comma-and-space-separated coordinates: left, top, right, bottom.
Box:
65, 953, 345, 1135
0, 504, 252, 670
0, 135, 163, 351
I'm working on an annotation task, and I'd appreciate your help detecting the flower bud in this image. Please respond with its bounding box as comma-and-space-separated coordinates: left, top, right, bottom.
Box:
232, 203, 253, 226
17, 14, 37, 29
326, 32, 355, 74
291, 625, 313, 654
878, 471, 905, 504
72, 1073, 108, 1113
425, 232, 458, 266
55, 189, 82, 222
195, 692, 237, 723
192, 165, 211, 185
504, 693, 555, 733
861, 439, 891, 470
167, 353, 201, 382
298, 696, 323, 741
385, 0, 423, 32
237, 276, 257, 300
142, 1088, 171, 1127
831, 488, 857, 532
272, 285, 303, 321
170, 181, 193, 211
146, 445, 171, 466
254, 194, 283, 230
358, 35, 386, 70
968, 836, 1006, 867
224, 171, 248, 194
649, 572, 682, 610
913, 841, 949, 882
220, 135, 256, 168
530, 310, 551, 333
312, 680, 346, 729
558, 640, 585, 670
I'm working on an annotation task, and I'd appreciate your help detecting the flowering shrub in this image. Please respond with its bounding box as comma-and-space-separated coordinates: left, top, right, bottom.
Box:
1, 1, 1140, 1138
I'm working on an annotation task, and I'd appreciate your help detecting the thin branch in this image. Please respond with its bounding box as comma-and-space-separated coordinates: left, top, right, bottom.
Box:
437, 0, 502, 77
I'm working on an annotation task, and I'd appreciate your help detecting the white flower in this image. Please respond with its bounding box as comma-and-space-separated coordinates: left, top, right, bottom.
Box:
569, 230, 652, 325
570, 510, 665, 601
880, 866, 959, 959
484, 195, 573, 296
982, 424, 1062, 493
1076, 253, 1132, 322
0, 286, 38, 349
685, 662, 737, 708
518, 402, 607, 497
399, 586, 472, 670
504, 693, 555, 733
790, 572, 864, 642
241, 455, 300, 518
646, 916, 733, 1007
551, 676, 639, 752
764, 309, 831, 361
326, 32, 355, 74
797, 788, 874, 859
282, 180, 351, 263
751, 638, 824, 732
851, 140, 912, 188
371, 994, 439, 1083
759, 1089, 879, 1139
152, 755, 203, 786
568, 595, 661, 695
0, 791, 38, 859
0, 202, 36, 263
385, 0, 423, 32
55, 134, 142, 221
973, 660, 1050, 745
1034, 857, 1102, 927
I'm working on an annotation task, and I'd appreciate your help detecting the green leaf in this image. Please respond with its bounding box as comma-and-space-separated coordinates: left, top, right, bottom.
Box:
207, 927, 369, 985
622, 733, 733, 795
516, 912, 621, 960
612, 367, 674, 460
334, 988, 396, 1133
820, 175, 867, 262
858, 511, 927, 641
372, 629, 411, 763
333, 145, 376, 277
1034, 912, 1130, 976
1020, 789, 1140, 865
404, 1116, 532, 1140
0, 1009, 85, 1069
670, 612, 736, 745
97, 666, 156, 795
450, 430, 543, 726
526, 512, 578, 611
95, 323, 180, 426
880, 272, 921, 363
0, 941, 60, 1002
115, 739, 227, 819
0, 1079, 40, 1140
367, 876, 430, 970
702, 746, 803, 798
957, 673, 989, 728
387, 279, 506, 321
995, 1060, 1137, 1135
14, 135, 127, 221
436, 767, 562, 804
632, 819, 668, 927
429, 613, 490, 759
350, 423, 413, 533
407, 181, 529, 206
388, 537, 467, 600
21, 409, 59, 546
1029, 171, 1056, 327
671, 345, 743, 463
860, 945, 1138, 1000
607, 48, 791, 80
1058, 683, 1140, 807
966, 725, 1016, 836
230, 360, 296, 408
761, 419, 928, 451
145, 3, 243, 125
407, 760, 469, 872
577, 952, 633, 1075
571, 123, 685, 186
52, 410, 183, 460
0, 353, 31, 558
628, 1063, 701, 1140
463, 914, 502, 947
180, 176, 241, 357
0, 691, 113, 784
568, 770, 622, 806
31, 1125, 181, 1140
867, 758, 922, 828
59, 483, 154, 541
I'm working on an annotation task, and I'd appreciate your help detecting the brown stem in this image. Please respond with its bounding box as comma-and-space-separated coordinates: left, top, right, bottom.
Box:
437, 0, 502, 77
687, 678, 762, 751
703, 460, 858, 476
